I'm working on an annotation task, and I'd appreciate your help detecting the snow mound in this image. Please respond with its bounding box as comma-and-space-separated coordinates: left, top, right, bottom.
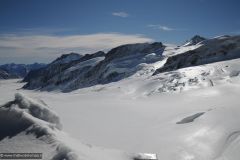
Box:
0, 93, 61, 140
15, 93, 61, 128
0, 94, 77, 159
0, 93, 133, 160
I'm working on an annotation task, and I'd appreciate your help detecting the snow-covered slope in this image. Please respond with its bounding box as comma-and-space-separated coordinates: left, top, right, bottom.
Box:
23, 42, 164, 91
23, 51, 105, 91
1, 35, 240, 160
0, 93, 135, 160
143, 58, 240, 94
154, 35, 240, 75
1, 72, 240, 160
22, 35, 240, 93
183, 35, 206, 46
63, 42, 164, 91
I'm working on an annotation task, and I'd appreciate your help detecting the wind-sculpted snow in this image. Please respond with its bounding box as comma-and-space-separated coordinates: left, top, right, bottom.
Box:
0, 93, 134, 160
0, 93, 85, 160
0, 93, 61, 140
0, 93, 74, 160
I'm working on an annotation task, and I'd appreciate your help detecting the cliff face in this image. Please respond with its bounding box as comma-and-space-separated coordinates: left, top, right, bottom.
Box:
23, 42, 164, 91
154, 35, 240, 75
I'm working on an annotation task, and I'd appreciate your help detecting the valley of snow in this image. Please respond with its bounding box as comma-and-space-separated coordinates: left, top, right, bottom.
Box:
1, 35, 240, 160
1, 58, 240, 160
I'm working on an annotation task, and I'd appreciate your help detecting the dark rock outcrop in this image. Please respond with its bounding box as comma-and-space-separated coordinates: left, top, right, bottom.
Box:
153, 35, 240, 75
183, 35, 207, 46
23, 42, 165, 91
0, 68, 18, 79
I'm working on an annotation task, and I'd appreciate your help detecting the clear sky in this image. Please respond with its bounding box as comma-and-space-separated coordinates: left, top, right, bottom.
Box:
0, 0, 239, 64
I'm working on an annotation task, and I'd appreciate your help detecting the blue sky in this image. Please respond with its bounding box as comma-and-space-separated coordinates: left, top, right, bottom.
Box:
0, 0, 239, 64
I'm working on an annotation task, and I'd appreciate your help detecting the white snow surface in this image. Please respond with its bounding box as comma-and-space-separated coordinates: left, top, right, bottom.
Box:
0, 92, 132, 160
162, 44, 202, 57
1, 36, 240, 160
1, 56, 240, 160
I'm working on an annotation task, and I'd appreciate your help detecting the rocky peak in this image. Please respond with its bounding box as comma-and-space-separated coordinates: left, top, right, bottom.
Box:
184, 35, 206, 46
52, 52, 82, 65
105, 42, 164, 61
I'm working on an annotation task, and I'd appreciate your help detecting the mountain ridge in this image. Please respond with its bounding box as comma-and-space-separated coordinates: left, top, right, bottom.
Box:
12, 34, 240, 93
23, 42, 164, 91
0, 63, 46, 78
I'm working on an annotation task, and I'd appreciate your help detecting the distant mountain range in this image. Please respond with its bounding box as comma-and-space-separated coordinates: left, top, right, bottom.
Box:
22, 42, 164, 91
0, 68, 18, 79
0, 63, 46, 79
23, 35, 240, 92
2, 35, 240, 93
153, 35, 239, 75
1, 35, 240, 160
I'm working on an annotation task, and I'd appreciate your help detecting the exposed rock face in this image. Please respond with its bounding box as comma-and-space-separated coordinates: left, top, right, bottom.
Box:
22, 53, 82, 88
183, 35, 206, 46
23, 42, 165, 91
23, 51, 106, 90
77, 42, 164, 87
23, 52, 104, 84
51, 52, 82, 65
59, 42, 164, 91
20, 35, 240, 92
153, 35, 240, 75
